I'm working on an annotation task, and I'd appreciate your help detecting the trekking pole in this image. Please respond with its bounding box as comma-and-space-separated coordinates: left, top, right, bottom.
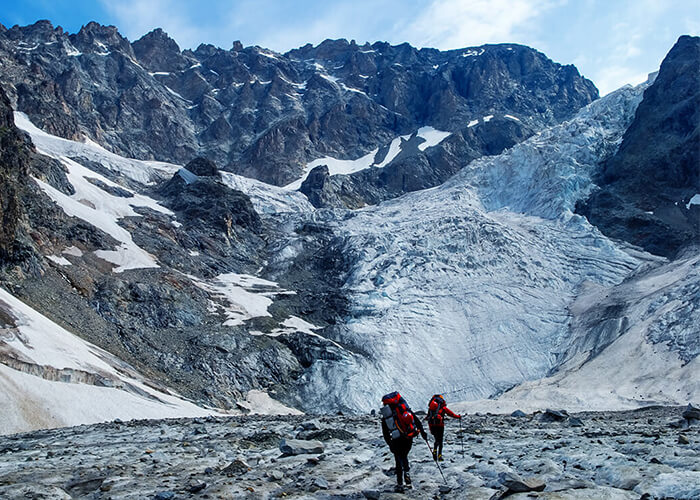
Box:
423, 436, 447, 484
459, 417, 465, 457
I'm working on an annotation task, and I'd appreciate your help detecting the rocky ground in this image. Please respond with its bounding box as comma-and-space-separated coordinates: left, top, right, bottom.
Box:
0, 406, 698, 499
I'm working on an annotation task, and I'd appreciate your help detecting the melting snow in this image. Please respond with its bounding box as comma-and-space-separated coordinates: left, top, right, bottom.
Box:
15, 112, 180, 184
192, 273, 291, 327
46, 255, 71, 266
62, 246, 83, 257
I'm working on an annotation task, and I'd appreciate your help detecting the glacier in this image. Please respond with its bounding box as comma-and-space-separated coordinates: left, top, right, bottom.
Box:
293, 79, 693, 412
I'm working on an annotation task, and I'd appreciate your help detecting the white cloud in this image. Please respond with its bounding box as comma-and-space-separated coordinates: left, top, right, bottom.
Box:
396, 0, 557, 49
99, 0, 210, 48
594, 66, 650, 96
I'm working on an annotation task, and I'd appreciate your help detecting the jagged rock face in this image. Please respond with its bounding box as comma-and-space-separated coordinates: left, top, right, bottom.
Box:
158, 170, 262, 236
577, 35, 700, 258
301, 116, 534, 208
0, 21, 598, 190
184, 157, 219, 176
131, 28, 190, 72
0, 86, 30, 263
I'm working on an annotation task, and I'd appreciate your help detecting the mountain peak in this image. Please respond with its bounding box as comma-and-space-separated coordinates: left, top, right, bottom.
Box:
132, 27, 189, 72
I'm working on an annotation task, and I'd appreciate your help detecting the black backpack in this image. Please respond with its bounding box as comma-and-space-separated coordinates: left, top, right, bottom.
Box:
427, 394, 446, 426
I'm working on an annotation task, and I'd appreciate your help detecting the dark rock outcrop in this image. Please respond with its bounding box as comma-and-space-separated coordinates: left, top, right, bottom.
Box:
577, 35, 700, 258
185, 157, 219, 177
0, 86, 30, 263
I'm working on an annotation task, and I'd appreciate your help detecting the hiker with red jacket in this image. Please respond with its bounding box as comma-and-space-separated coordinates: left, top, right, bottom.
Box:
380, 392, 427, 492
426, 394, 461, 461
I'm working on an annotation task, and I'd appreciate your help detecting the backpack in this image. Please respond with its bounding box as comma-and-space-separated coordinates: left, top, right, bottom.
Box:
381, 391, 418, 440
427, 394, 446, 426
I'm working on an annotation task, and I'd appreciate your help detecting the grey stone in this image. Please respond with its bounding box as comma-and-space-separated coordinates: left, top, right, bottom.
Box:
221, 458, 250, 476
186, 482, 206, 493
498, 471, 546, 492
682, 404, 700, 421
279, 438, 324, 456
313, 477, 329, 489
569, 417, 584, 427
541, 409, 569, 422
510, 410, 527, 418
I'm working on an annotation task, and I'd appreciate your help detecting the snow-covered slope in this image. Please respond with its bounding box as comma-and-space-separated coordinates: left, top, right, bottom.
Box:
0, 287, 213, 434
454, 252, 700, 414
296, 80, 699, 412
16, 112, 313, 217
0, 284, 303, 434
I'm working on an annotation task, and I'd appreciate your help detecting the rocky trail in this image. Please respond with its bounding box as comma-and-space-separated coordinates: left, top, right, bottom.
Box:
0, 406, 698, 499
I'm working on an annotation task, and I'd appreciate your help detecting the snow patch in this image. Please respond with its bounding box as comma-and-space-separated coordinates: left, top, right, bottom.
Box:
416, 126, 451, 151
46, 255, 71, 266
14, 112, 180, 184
62, 246, 83, 257
686, 194, 700, 210
34, 157, 171, 273
237, 390, 303, 415
192, 273, 291, 327
462, 48, 485, 57
285, 126, 451, 189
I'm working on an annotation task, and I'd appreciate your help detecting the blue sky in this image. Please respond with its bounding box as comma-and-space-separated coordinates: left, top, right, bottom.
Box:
2, 0, 698, 95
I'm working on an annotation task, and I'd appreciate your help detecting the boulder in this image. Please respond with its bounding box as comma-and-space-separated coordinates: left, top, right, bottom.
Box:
498, 472, 546, 493
221, 459, 250, 476
682, 404, 700, 421
541, 409, 569, 422
279, 438, 324, 456
510, 410, 527, 418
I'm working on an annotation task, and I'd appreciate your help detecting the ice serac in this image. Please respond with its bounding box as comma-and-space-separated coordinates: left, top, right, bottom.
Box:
294, 81, 658, 412
577, 35, 700, 258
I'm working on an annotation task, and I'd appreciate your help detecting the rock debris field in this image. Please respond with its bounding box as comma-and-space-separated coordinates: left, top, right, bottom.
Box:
0, 406, 698, 499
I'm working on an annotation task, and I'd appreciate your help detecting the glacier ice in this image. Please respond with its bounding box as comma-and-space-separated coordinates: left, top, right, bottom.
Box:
295, 81, 666, 412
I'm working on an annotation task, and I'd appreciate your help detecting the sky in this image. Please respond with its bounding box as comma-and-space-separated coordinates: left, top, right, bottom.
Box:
1, 0, 698, 95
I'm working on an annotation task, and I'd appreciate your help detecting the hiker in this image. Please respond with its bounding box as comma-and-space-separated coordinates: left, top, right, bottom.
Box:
426, 394, 461, 461
380, 392, 427, 492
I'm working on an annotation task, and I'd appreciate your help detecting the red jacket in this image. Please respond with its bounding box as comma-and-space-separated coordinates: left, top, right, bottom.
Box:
427, 400, 460, 427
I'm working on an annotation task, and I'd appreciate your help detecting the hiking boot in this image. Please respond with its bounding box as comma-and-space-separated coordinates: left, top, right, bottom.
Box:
432, 450, 437, 461
394, 484, 405, 493
438, 453, 444, 461
404, 473, 412, 486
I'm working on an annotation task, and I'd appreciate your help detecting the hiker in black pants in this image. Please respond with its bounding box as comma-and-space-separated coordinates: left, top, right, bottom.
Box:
426, 394, 461, 461
380, 392, 427, 492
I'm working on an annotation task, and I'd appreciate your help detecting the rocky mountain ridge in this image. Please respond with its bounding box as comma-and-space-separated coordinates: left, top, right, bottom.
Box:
0, 20, 596, 202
